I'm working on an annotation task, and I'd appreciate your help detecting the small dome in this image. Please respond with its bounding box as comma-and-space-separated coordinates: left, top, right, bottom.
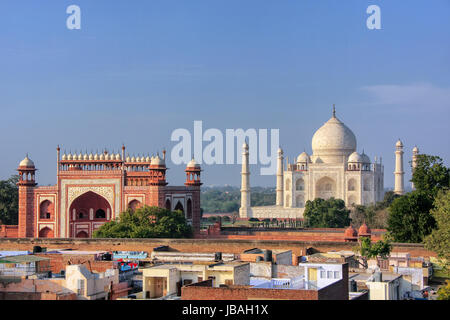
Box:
146, 156, 151, 162
100, 153, 105, 160
187, 158, 200, 169
67, 154, 72, 160
348, 152, 363, 163
61, 154, 67, 161
77, 153, 83, 160
151, 155, 166, 166
140, 156, 145, 162
126, 155, 131, 162
358, 223, 371, 236
296, 152, 310, 163
396, 139, 403, 148
115, 153, 121, 160
83, 154, 88, 160
94, 153, 99, 160
413, 146, 419, 153
131, 156, 136, 162
361, 152, 371, 164
344, 226, 358, 238
19, 156, 35, 168
278, 148, 283, 154
89, 153, 94, 160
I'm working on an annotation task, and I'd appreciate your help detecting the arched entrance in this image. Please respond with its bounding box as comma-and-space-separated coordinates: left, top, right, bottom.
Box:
40, 200, 54, 220
165, 199, 171, 210
76, 231, 89, 238
128, 200, 142, 212
174, 201, 184, 214
315, 177, 336, 200
39, 227, 54, 238
69, 191, 112, 238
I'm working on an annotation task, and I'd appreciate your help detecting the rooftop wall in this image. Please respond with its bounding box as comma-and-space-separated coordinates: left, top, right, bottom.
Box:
0, 238, 436, 259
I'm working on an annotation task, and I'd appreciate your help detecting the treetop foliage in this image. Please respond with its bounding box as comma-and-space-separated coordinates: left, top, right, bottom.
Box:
93, 205, 192, 239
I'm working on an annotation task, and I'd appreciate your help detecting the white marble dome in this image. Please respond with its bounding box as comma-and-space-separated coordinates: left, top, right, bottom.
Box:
296, 152, 310, 163
348, 151, 363, 163
19, 156, 35, 168
187, 158, 200, 169
151, 155, 166, 166
361, 152, 371, 163
311, 113, 357, 163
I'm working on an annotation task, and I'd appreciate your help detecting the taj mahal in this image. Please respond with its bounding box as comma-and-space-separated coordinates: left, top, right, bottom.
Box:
239, 106, 416, 219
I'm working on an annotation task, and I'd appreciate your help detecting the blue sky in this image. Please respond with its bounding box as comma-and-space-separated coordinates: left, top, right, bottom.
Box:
0, 0, 449, 188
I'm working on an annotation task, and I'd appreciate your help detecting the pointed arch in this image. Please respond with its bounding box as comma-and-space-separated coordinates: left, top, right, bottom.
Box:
39, 227, 54, 238
174, 201, 184, 214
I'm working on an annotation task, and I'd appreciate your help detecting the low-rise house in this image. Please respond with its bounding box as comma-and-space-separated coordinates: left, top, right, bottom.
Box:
139, 262, 250, 299
0, 255, 51, 277
63, 264, 121, 300
181, 262, 349, 300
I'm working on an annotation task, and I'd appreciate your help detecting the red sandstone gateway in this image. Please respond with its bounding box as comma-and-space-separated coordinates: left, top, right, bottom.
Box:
14, 146, 201, 238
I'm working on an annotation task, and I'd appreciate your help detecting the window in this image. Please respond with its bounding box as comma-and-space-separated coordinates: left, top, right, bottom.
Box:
327, 271, 333, 278
320, 271, 326, 278
95, 209, 106, 219
77, 279, 85, 296
334, 271, 340, 279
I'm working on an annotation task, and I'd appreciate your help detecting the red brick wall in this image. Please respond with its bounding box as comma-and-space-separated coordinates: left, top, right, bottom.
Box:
0, 238, 437, 259
0, 225, 18, 238
34, 253, 116, 274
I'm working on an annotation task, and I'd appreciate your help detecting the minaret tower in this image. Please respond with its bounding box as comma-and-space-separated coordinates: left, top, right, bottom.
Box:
412, 146, 419, 190
276, 147, 284, 206
17, 155, 37, 238
394, 139, 405, 195
239, 142, 252, 218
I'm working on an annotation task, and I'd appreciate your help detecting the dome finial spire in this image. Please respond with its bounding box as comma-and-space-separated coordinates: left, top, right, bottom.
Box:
332, 104, 336, 118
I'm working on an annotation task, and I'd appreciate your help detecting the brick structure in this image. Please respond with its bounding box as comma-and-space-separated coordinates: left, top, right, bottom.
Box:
0, 238, 437, 259
12, 147, 201, 238
182, 264, 349, 300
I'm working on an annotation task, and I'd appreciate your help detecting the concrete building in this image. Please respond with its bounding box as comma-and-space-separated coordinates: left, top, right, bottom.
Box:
62, 264, 120, 300
141, 262, 250, 299
181, 262, 349, 300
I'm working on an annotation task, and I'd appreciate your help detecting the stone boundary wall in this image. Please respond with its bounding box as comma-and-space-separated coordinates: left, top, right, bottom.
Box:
0, 238, 436, 259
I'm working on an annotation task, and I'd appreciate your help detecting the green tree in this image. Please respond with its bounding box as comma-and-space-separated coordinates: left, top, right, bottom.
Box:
425, 189, 450, 271
0, 176, 19, 225
304, 198, 351, 228
387, 191, 435, 243
411, 155, 450, 198
437, 280, 450, 300
354, 237, 392, 269
93, 206, 192, 238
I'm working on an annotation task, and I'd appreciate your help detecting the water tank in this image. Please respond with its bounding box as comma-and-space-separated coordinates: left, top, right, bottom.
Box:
33, 246, 42, 253
373, 271, 382, 282
264, 250, 272, 262
350, 279, 357, 292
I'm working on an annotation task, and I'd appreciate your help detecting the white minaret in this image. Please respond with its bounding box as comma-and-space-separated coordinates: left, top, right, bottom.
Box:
239, 142, 252, 218
276, 147, 284, 206
412, 146, 419, 190
394, 139, 405, 195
